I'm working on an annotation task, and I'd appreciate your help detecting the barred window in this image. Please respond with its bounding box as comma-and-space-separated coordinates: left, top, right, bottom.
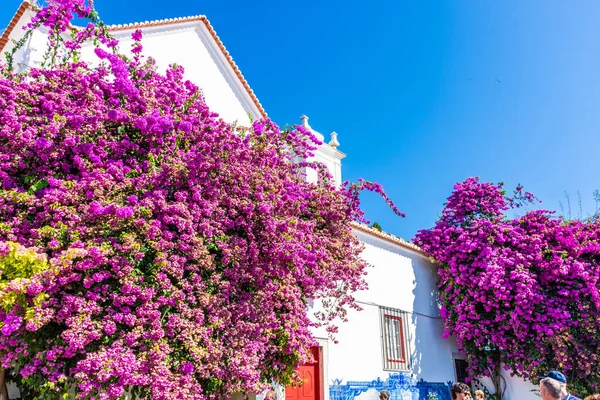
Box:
379, 307, 411, 371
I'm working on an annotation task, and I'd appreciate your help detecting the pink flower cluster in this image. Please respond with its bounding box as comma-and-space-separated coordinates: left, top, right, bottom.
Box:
415, 177, 600, 397
0, 1, 399, 398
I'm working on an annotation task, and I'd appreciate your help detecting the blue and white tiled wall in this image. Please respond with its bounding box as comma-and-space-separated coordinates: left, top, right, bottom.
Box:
329, 373, 452, 400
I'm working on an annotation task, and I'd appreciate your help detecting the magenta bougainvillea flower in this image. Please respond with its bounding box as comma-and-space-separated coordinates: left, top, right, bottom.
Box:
0, 1, 403, 398
415, 177, 600, 398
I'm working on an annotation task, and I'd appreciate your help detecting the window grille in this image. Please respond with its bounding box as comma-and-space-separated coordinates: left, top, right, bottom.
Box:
379, 306, 411, 371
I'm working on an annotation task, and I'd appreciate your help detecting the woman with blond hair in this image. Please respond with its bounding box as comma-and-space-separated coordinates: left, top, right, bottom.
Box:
475, 390, 485, 400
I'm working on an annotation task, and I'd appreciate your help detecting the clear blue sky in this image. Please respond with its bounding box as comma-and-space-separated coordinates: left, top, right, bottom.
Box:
3, 0, 600, 240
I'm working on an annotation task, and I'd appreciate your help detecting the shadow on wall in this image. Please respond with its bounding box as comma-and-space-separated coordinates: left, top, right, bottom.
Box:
409, 260, 540, 400
410, 257, 455, 398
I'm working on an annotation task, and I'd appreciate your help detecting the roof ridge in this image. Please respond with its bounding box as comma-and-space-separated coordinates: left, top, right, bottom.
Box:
192, 17, 267, 120
106, 15, 206, 31
350, 222, 425, 255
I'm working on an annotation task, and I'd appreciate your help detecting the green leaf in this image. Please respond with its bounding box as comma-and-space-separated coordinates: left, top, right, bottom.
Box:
27, 179, 49, 195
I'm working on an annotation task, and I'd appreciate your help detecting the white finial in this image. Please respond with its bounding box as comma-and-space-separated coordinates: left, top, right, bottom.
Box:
329, 131, 340, 148
300, 115, 311, 129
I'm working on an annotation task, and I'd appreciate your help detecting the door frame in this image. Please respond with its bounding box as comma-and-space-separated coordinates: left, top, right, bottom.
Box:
315, 337, 329, 400
452, 352, 471, 389
285, 339, 328, 400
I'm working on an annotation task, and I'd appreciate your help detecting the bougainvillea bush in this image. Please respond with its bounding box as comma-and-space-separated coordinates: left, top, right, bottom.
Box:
414, 178, 600, 398
0, 1, 402, 398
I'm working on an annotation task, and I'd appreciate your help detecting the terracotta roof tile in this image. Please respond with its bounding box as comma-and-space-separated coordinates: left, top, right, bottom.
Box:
351, 222, 426, 256
0, 1, 32, 55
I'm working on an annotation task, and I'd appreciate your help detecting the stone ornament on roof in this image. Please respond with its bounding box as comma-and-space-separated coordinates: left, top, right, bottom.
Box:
329, 131, 340, 148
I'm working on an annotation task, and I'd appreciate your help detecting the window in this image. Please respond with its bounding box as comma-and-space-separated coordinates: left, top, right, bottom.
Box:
379, 307, 411, 371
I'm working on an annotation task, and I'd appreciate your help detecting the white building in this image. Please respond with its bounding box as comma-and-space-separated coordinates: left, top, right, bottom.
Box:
0, 3, 539, 400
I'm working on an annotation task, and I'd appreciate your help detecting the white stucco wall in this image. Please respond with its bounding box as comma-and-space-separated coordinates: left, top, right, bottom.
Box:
478, 370, 539, 400
90, 23, 260, 125
503, 376, 538, 400
323, 230, 458, 387
0, 8, 46, 70
303, 142, 345, 188
2, 12, 261, 126
320, 230, 542, 400
290, 116, 345, 188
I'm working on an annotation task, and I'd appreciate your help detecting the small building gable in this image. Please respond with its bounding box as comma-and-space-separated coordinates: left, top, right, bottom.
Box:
0, 1, 41, 70
105, 17, 266, 125
0, 2, 266, 126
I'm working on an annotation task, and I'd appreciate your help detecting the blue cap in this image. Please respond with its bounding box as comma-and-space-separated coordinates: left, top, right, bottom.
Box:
541, 371, 567, 384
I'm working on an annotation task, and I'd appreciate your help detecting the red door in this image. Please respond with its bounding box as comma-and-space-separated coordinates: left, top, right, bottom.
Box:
285, 347, 320, 400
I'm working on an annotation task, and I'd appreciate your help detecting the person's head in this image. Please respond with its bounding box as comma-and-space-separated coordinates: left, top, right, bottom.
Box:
379, 390, 390, 400
475, 389, 484, 400
541, 371, 567, 385
540, 371, 568, 397
265, 391, 277, 400
451, 383, 472, 400
584, 395, 600, 400
540, 378, 562, 400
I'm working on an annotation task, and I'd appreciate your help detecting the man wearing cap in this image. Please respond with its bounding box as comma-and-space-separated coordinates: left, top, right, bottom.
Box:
541, 371, 582, 400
